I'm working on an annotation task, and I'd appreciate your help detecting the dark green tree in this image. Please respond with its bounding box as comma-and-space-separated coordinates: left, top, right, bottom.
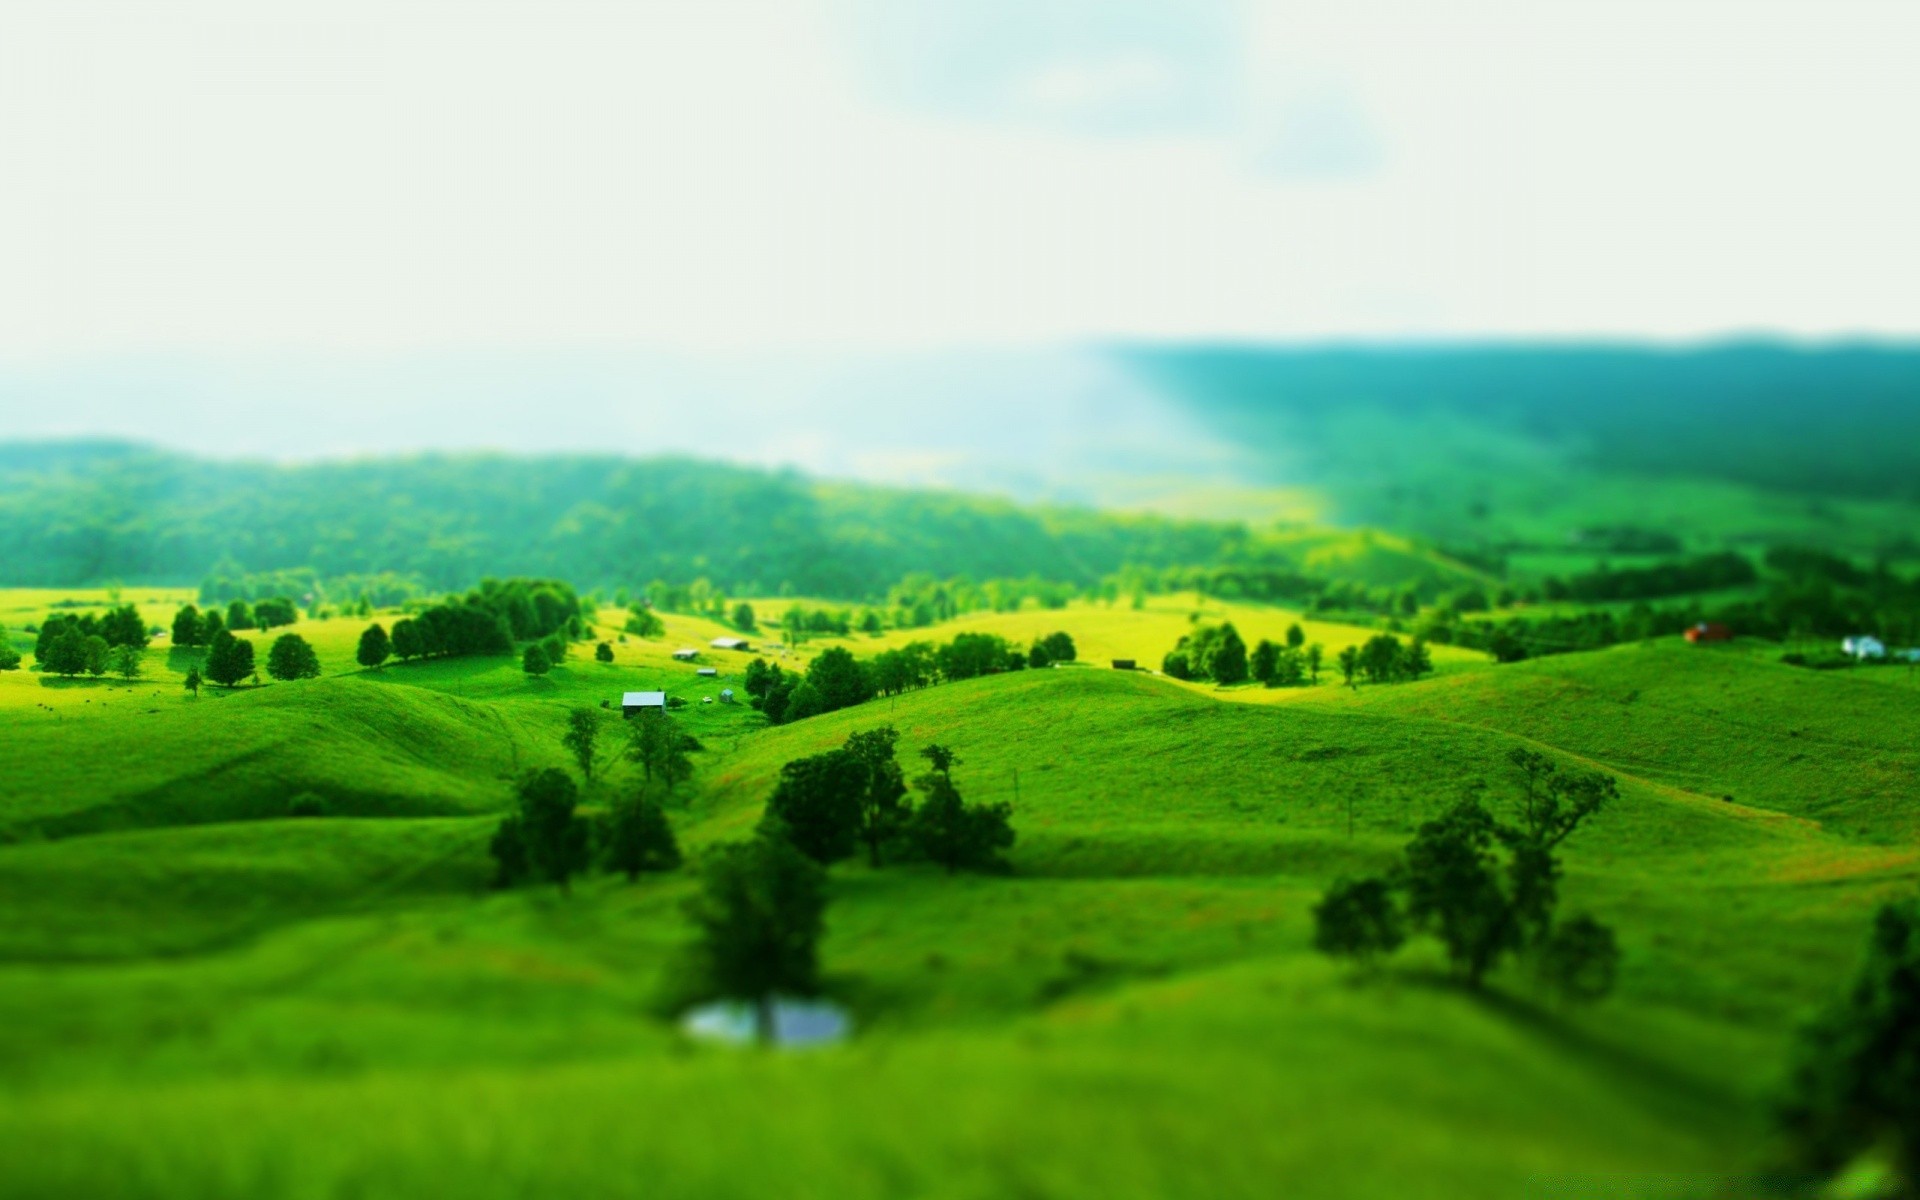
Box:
521, 644, 551, 676
204, 629, 255, 688
683, 833, 830, 1043
266, 633, 321, 682
1778, 896, 1920, 1191
109, 643, 143, 681
1399, 797, 1518, 987
1359, 633, 1404, 683
100, 604, 149, 649
492, 768, 591, 893
1312, 877, 1405, 969
226, 599, 256, 631
806, 646, 874, 712
843, 725, 910, 867
784, 680, 825, 722
562, 706, 601, 781
626, 709, 694, 793
170, 604, 204, 647
1250, 638, 1280, 685
1307, 643, 1324, 683
908, 744, 1014, 873
1209, 622, 1249, 684
356, 623, 392, 670
82, 634, 109, 678
594, 641, 614, 663
758, 750, 866, 864
1038, 631, 1076, 662
183, 664, 202, 697
599, 795, 681, 880
42, 628, 89, 677
1161, 649, 1193, 680
1337, 645, 1360, 688
1537, 914, 1620, 1004
1286, 622, 1306, 649
0, 641, 19, 671
731, 601, 757, 631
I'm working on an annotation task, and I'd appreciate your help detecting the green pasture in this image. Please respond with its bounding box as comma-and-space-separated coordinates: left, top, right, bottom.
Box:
0, 588, 1912, 1197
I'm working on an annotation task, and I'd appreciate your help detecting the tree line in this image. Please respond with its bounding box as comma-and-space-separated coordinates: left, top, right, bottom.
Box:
740, 631, 1077, 726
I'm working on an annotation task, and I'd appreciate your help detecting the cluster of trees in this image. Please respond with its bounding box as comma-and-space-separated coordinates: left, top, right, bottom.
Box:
760, 727, 1015, 873
1312, 750, 1621, 1002
1162, 622, 1249, 683
200, 565, 424, 612
1249, 623, 1323, 687
1332, 633, 1432, 687
168, 598, 294, 645
378, 577, 583, 665
1542, 552, 1757, 603
742, 630, 1079, 725
34, 605, 150, 678
743, 646, 874, 724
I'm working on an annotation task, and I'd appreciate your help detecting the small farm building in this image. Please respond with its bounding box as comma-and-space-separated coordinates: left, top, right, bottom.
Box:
1684, 623, 1732, 644
1843, 635, 1887, 659
696, 666, 718, 677
710, 636, 750, 651
1111, 659, 1137, 670
672, 648, 699, 661
621, 691, 667, 716
720, 687, 735, 703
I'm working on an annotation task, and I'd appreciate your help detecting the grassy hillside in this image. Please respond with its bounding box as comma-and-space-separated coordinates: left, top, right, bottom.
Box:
0, 586, 1911, 1196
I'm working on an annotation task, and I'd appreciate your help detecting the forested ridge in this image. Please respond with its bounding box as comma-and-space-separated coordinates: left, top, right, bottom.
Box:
0, 441, 1261, 595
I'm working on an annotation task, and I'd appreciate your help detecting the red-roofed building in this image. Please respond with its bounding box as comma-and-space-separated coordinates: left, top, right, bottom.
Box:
1684, 622, 1732, 644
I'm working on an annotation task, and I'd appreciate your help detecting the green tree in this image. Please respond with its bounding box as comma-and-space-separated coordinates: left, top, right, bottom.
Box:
1312, 877, 1405, 970
170, 604, 203, 647
594, 641, 614, 663
1405, 638, 1434, 680
204, 629, 255, 688
908, 744, 1014, 873
805, 646, 873, 713
1161, 649, 1193, 680
1038, 631, 1076, 662
683, 833, 830, 1043
731, 601, 757, 631
758, 750, 866, 864
356, 623, 392, 670
1336, 645, 1360, 688
521, 644, 551, 676
226, 599, 256, 631
1399, 797, 1518, 987
784, 680, 824, 722
0, 641, 20, 671
109, 643, 143, 681
1250, 639, 1280, 685
1286, 622, 1306, 649
843, 725, 911, 867
1027, 638, 1053, 669
183, 665, 202, 697
598, 795, 681, 881
1209, 622, 1249, 684
624, 607, 664, 638
1359, 633, 1404, 683
1778, 896, 1920, 1190
100, 604, 149, 649
389, 618, 422, 661
82, 635, 110, 677
491, 768, 591, 893
562, 707, 601, 781
626, 709, 693, 793
42, 628, 89, 677
1307, 643, 1324, 683
266, 633, 321, 682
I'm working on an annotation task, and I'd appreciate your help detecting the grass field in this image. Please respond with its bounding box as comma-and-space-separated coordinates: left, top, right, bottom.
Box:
0, 587, 1911, 1197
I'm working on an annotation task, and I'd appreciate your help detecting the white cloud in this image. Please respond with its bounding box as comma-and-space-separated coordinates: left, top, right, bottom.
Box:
0, 0, 1915, 361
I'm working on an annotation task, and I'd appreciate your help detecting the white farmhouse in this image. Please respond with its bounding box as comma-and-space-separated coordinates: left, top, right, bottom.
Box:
1842, 636, 1887, 659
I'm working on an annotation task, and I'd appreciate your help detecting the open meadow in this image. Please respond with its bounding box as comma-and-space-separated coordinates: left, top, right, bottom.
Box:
2, 583, 1914, 1198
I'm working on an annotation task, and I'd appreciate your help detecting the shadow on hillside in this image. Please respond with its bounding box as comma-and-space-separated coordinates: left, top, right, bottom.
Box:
165, 647, 204, 672
1398, 966, 1749, 1126
37, 675, 113, 689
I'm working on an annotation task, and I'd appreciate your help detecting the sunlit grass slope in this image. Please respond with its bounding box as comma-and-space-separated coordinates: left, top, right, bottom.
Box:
0, 592, 1911, 1198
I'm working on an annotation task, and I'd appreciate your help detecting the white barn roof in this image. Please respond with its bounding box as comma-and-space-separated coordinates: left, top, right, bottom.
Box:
672, 648, 699, 659
710, 636, 749, 650
621, 691, 667, 709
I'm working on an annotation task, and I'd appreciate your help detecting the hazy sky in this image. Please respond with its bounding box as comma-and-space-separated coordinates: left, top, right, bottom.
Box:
4, 0, 1918, 362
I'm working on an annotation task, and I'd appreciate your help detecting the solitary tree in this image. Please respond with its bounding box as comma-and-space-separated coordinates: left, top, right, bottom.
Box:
731, 601, 757, 631
356, 623, 392, 670
1286, 622, 1306, 649
683, 833, 830, 1044
490, 768, 591, 893
758, 750, 867, 864
204, 630, 255, 688
521, 644, 551, 676
1400, 797, 1519, 988
41, 628, 89, 677
183, 665, 202, 697
562, 706, 601, 781
599, 795, 681, 880
594, 641, 614, 663
266, 633, 322, 682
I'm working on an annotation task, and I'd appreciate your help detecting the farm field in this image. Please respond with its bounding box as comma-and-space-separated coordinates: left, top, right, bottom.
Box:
1, 586, 1912, 1198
